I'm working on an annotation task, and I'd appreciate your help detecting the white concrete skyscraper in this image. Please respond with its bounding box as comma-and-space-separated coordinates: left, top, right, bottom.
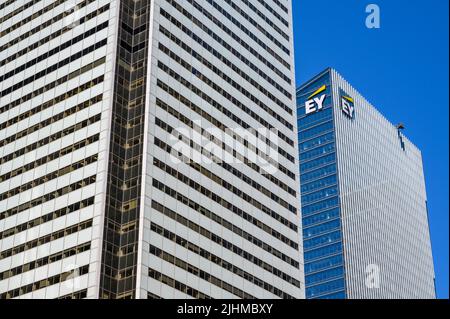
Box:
0, 0, 303, 299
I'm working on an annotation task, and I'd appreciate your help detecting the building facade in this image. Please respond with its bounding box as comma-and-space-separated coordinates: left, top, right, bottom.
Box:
0, 0, 303, 299
297, 68, 436, 299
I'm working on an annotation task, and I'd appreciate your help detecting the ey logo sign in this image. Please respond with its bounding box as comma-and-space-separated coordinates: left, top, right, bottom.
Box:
340, 91, 355, 119
305, 85, 327, 115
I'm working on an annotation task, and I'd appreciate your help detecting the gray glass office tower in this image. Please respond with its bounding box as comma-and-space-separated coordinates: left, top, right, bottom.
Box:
297, 68, 435, 299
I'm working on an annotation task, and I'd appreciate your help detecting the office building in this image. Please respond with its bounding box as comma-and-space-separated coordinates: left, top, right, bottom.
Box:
0, 0, 303, 299
297, 68, 436, 299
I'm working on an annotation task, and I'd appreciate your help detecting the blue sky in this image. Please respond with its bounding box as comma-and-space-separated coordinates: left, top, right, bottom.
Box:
292, 0, 449, 298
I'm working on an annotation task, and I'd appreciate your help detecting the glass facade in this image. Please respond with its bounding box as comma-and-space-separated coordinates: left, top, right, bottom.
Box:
297, 71, 347, 299
99, 0, 152, 299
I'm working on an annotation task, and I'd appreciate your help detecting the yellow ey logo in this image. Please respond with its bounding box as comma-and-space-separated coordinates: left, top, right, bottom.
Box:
340, 94, 355, 118
305, 85, 326, 115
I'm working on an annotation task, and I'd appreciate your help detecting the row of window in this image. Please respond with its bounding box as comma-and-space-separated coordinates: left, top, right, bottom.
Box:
304, 219, 341, 239
152, 178, 297, 251
158, 10, 296, 147
299, 132, 335, 153
300, 143, 336, 163
154, 114, 296, 214
214, 0, 291, 65
100, 253, 138, 285
158, 43, 294, 132
0, 265, 89, 299
160, 11, 291, 102
0, 0, 42, 25
0, 0, 96, 53
302, 196, 340, 218
58, 289, 88, 299
0, 63, 103, 118
157, 80, 293, 172
157, 61, 295, 160
110, 110, 143, 131
106, 168, 140, 193
239, 0, 289, 39
159, 24, 292, 114
0, 113, 101, 165
156, 84, 282, 169
0, 242, 91, 281
306, 266, 345, 287
152, 157, 298, 232
267, 0, 289, 14
151, 200, 300, 288
1, 70, 103, 133
304, 242, 342, 262
206, 0, 290, 55
0, 154, 98, 202
154, 93, 296, 196
0, 197, 95, 240
148, 268, 211, 299
119, 38, 147, 54
302, 207, 341, 228
300, 164, 336, 185
301, 175, 338, 194
168, 0, 290, 74
0, 176, 96, 221
0, 0, 67, 37
161, 3, 290, 86
0, 39, 107, 97
299, 121, 334, 141
0, 0, 20, 12
306, 278, 345, 299
103, 220, 137, 239
149, 244, 255, 299
300, 153, 336, 173
0, 219, 93, 260
121, 19, 148, 37
0, 94, 102, 148
305, 254, 344, 274
301, 186, 339, 206
150, 222, 295, 299
314, 291, 346, 299
304, 231, 342, 251
0, 134, 99, 183
0, 21, 108, 83
151, 165, 297, 266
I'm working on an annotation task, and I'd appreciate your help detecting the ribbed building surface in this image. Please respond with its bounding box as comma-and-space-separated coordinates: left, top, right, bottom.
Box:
0, 0, 304, 299
0, 0, 118, 299
297, 68, 435, 299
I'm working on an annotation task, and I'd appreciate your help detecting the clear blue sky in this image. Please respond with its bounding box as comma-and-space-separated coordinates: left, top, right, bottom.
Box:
292, 0, 449, 298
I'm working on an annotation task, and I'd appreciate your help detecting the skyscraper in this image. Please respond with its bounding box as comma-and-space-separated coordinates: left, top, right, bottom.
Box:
297, 68, 436, 299
0, 0, 303, 299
